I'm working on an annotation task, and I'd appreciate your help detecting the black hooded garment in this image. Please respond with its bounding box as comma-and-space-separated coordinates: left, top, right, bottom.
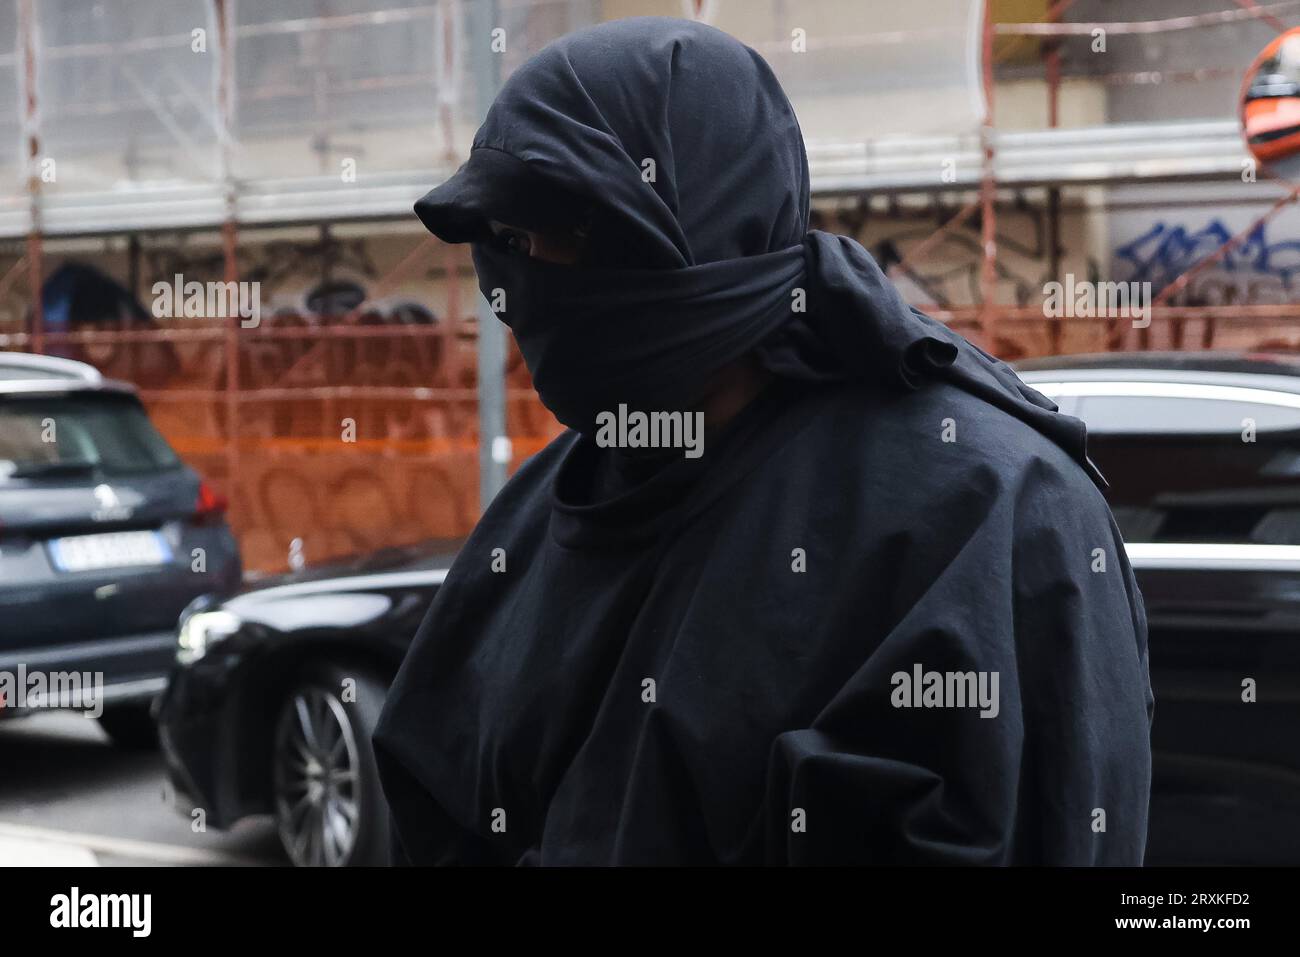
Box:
373, 17, 1153, 865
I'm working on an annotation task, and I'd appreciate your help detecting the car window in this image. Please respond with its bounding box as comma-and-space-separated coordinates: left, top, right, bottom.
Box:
1074, 394, 1300, 434
0, 393, 180, 479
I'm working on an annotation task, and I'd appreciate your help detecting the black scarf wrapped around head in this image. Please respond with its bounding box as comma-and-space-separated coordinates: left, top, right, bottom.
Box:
415, 17, 1101, 486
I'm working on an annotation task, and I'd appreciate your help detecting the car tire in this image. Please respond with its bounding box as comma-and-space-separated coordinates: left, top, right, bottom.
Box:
97, 702, 159, 750
271, 661, 391, 867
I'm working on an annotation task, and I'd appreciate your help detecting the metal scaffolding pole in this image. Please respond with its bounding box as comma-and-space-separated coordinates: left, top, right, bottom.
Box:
212, 0, 241, 493
978, 0, 997, 349
18, 0, 44, 355
469, 0, 509, 511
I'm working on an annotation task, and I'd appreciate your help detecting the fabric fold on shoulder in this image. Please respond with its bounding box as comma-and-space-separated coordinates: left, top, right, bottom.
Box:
798, 230, 959, 391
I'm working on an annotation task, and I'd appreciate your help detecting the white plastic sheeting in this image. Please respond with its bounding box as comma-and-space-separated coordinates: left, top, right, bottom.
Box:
21, 0, 1275, 241
0, 0, 607, 233
703, 0, 986, 145
0, 0, 25, 227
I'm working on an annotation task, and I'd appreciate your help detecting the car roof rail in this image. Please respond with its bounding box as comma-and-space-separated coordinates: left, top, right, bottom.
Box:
0, 352, 104, 385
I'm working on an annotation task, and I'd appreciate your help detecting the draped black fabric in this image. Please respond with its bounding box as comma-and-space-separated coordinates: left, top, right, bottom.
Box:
375, 16, 1152, 865
413, 18, 807, 266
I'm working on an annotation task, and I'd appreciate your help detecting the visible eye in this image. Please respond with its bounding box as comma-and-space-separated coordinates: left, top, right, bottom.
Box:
497, 228, 532, 257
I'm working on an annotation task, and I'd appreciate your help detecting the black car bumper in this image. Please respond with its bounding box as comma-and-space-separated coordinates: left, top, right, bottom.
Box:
156, 652, 250, 829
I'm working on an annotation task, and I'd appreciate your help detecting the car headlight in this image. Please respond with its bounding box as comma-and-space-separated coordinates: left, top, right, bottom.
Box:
177, 610, 241, 664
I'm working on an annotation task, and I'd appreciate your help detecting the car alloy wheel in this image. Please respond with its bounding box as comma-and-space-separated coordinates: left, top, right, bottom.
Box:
272, 686, 363, 866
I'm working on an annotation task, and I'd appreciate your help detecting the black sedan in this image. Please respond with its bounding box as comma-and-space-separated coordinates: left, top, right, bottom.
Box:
156, 540, 458, 867
1018, 351, 1300, 865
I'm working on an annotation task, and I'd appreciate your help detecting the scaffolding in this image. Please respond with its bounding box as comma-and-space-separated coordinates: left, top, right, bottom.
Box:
2, 0, 1297, 571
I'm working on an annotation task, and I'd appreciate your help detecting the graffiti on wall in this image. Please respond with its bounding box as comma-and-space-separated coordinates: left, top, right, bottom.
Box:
1115, 218, 1300, 305
816, 200, 1109, 357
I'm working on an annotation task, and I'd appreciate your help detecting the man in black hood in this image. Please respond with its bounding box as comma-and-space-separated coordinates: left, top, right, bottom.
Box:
373, 16, 1153, 865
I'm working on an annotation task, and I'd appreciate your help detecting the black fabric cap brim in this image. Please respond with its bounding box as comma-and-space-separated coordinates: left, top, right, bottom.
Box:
414, 148, 587, 244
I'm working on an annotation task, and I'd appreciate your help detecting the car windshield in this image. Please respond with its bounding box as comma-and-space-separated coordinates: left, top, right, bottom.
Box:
0, 393, 181, 480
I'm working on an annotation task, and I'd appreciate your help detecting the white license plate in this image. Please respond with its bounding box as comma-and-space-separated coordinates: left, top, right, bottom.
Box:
49, 530, 172, 572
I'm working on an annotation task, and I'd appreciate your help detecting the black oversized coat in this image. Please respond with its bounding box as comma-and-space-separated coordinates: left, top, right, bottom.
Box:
374, 366, 1153, 865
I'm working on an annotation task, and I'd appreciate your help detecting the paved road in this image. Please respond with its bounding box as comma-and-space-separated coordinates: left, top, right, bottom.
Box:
0, 711, 282, 866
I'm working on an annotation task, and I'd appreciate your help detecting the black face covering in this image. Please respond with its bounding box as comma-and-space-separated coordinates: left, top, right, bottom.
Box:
415, 17, 1102, 485
471, 238, 805, 431
472, 231, 966, 434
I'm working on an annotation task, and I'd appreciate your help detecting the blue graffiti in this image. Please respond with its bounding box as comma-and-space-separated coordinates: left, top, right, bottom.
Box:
1115, 219, 1300, 293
